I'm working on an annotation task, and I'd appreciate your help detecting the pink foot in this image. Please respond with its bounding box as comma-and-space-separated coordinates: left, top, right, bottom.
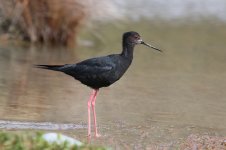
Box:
87, 134, 91, 143
95, 133, 101, 138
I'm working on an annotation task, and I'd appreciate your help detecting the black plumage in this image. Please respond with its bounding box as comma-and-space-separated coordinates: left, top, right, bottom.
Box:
35, 31, 161, 89
35, 31, 162, 138
36, 53, 131, 89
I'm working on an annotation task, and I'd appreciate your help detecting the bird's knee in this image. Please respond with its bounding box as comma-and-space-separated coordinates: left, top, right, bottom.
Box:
91, 101, 95, 107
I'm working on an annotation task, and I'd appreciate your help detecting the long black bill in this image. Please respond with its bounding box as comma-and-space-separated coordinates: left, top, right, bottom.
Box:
141, 41, 162, 52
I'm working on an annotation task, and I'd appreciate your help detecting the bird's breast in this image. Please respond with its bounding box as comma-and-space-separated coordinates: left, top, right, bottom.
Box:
109, 59, 132, 82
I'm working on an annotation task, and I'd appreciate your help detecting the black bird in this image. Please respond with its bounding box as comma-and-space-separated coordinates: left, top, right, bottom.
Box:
35, 31, 162, 138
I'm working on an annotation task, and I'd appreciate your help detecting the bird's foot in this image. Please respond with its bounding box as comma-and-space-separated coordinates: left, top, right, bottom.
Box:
94, 133, 101, 138
87, 134, 91, 143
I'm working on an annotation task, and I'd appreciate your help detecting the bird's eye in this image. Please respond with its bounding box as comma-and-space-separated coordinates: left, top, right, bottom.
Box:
134, 36, 139, 39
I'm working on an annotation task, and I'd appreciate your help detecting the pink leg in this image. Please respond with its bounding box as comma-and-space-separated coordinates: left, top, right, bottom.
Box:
87, 90, 96, 138
91, 89, 101, 137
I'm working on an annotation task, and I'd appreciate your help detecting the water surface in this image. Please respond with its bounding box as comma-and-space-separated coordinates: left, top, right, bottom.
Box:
0, 22, 226, 148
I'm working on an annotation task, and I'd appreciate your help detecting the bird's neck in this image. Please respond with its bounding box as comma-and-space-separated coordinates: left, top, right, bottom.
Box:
121, 44, 134, 60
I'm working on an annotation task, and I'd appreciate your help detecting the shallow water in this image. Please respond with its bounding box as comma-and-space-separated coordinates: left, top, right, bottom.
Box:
0, 22, 226, 148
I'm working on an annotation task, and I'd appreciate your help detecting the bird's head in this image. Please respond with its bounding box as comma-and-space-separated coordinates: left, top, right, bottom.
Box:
123, 31, 162, 52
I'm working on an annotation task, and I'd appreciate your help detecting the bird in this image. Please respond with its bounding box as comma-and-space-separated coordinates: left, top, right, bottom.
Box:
35, 31, 162, 139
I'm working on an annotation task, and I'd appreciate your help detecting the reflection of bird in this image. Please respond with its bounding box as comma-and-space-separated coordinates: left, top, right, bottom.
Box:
35, 31, 162, 138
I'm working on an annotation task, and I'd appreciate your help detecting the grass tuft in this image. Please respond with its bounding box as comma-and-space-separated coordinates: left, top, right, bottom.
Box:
0, 132, 107, 150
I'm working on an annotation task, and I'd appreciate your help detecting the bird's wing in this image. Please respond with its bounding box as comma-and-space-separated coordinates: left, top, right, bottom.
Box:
61, 55, 115, 78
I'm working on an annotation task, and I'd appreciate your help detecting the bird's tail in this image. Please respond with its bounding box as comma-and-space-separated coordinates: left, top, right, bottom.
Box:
34, 64, 63, 71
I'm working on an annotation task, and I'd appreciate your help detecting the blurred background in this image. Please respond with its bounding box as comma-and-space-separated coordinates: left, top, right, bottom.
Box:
0, 0, 226, 149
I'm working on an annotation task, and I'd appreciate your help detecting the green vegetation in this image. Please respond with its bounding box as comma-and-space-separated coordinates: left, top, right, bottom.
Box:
0, 132, 106, 150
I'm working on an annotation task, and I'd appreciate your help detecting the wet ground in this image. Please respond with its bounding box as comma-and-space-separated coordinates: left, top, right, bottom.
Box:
0, 21, 226, 149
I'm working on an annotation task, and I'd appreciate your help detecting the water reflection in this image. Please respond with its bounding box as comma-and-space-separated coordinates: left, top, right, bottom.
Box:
0, 23, 226, 148
0, 45, 79, 122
